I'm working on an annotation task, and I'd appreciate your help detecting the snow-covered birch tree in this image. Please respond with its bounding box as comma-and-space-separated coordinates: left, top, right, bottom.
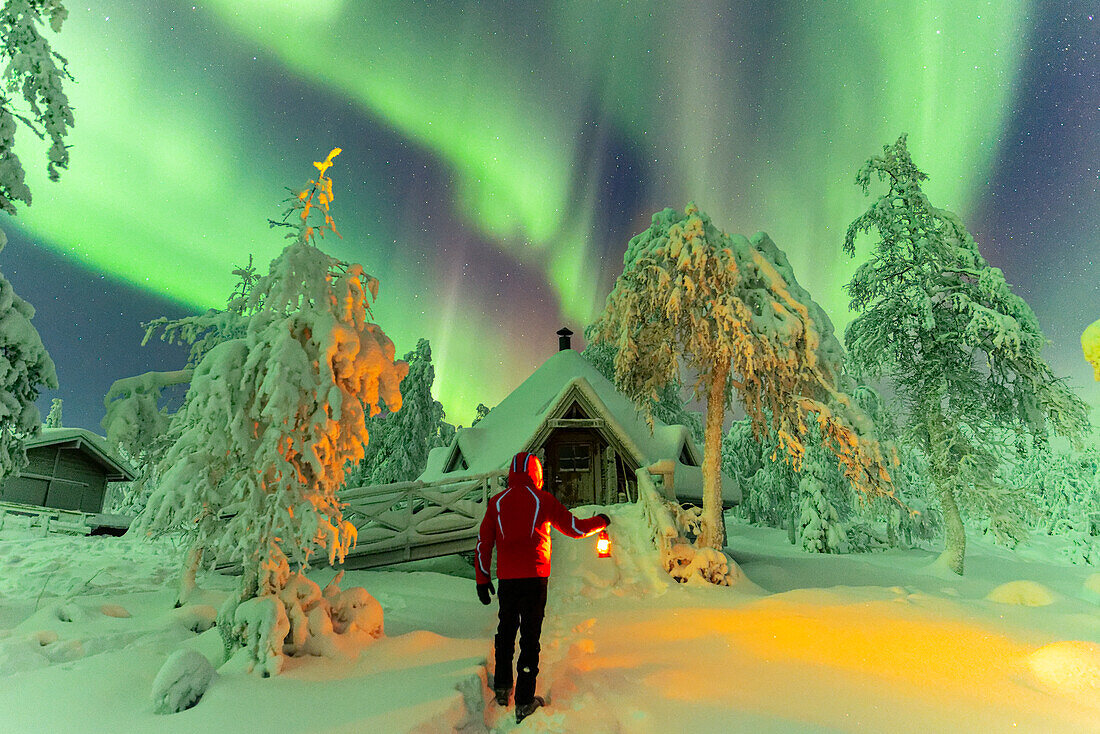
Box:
0, 0, 71, 481
140, 150, 407, 673
843, 135, 1091, 574
592, 204, 893, 556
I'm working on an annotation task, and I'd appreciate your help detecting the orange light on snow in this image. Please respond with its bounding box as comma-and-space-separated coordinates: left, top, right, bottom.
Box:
596, 529, 611, 558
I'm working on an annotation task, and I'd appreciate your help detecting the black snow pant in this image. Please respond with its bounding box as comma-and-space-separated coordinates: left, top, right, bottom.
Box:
493, 577, 549, 706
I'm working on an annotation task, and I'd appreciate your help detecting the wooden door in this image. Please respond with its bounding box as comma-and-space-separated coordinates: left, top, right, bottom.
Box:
545, 430, 599, 507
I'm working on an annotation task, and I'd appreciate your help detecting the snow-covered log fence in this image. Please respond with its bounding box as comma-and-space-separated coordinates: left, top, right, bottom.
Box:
0, 500, 130, 536
337, 470, 507, 569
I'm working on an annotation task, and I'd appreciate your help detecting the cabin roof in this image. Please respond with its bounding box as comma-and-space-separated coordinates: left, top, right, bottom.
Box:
420, 349, 740, 504
24, 428, 136, 482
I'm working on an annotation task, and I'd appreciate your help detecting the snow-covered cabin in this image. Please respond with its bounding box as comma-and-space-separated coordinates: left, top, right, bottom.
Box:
419, 334, 740, 508
0, 428, 134, 514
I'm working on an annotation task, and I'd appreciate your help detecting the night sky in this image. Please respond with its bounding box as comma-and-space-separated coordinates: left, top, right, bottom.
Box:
1, 1, 1097, 434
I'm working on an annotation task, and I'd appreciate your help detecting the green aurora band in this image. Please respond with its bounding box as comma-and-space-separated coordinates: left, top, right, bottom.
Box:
12, 1, 1089, 430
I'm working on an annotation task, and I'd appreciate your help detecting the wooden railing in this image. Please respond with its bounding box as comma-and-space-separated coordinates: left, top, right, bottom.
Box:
338, 470, 507, 569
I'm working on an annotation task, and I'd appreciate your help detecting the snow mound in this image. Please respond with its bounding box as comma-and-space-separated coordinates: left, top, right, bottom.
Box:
169, 604, 217, 634
1083, 573, 1100, 602
55, 602, 88, 623
984, 580, 1057, 607
99, 603, 130, 618
151, 648, 215, 715
1028, 641, 1100, 698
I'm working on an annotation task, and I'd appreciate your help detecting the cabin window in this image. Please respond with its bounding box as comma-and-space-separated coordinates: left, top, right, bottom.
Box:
679, 444, 698, 467
558, 443, 591, 472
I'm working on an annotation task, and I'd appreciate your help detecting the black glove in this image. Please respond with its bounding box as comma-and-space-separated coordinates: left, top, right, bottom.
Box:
477, 581, 495, 605
596, 513, 611, 527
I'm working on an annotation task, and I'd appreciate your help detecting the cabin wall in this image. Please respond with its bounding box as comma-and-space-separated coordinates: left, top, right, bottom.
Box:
0, 446, 109, 513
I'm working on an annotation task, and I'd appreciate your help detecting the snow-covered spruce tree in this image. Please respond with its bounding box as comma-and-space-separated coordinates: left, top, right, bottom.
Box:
345, 338, 453, 486
843, 135, 1091, 574
140, 150, 407, 674
582, 325, 704, 443
592, 204, 893, 559
0, 0, 72, 481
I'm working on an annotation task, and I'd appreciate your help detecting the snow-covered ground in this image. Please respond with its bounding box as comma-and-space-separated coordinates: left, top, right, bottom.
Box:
1, 503, 1098, 733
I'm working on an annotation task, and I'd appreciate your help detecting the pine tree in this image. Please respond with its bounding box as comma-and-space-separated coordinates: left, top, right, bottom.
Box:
139, 150, 407, 673
592, 204, 892, 556
843, 135, 1091, 574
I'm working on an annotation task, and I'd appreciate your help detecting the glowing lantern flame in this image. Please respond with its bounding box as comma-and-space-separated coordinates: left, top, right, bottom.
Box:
596, 529, 611, 558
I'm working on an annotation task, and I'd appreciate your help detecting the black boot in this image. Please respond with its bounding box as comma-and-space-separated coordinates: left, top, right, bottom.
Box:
494, 687, 510, 706
515, 695, 544, 723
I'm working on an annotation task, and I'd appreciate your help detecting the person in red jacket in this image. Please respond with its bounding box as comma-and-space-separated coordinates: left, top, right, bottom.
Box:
475, 450, 609, 723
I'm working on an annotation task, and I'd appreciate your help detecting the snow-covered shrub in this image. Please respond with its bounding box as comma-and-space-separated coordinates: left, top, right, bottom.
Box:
327, 585, 384, 638
1017, 444, 1099, 564
141, 150, 406, 672
151, 649, 215, 714
220, 571, 383, 672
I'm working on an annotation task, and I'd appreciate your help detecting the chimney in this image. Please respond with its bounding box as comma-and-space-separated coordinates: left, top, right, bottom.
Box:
556, 327, 574, 351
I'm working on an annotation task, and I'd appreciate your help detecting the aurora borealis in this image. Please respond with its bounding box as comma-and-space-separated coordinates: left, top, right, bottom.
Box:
1, 1, 1096, 432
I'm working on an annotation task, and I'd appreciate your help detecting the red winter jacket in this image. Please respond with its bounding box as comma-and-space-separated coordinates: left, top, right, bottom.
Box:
475, 452, 608, 584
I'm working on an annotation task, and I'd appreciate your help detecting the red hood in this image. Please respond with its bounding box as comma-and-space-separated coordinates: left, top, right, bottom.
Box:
508, 451, 543, 491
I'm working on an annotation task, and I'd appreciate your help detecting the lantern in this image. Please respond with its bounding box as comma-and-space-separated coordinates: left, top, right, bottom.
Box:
596, 529, 611, 558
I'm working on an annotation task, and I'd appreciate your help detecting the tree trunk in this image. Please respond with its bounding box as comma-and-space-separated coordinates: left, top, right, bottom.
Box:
926, 413, 966, 575
175, 542, 204, 608
698, 357, 729, 549
936, 481, 966, 575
